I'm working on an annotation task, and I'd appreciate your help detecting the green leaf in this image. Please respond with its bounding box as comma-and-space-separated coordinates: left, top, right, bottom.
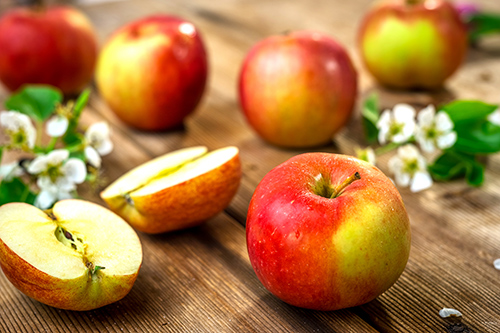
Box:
0, 178, 36, 205
453, 120, 500, 154
428, 150, 484, 186
362, 93, 380, 143
5, 85, 63, 122
62, 89, 91, 146
467, 13, 500, 42
441, 100, 497, 125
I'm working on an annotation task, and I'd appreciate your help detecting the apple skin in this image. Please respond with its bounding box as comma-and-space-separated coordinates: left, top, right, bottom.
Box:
238, 31, 357, 148
0, 6, 98, 95
96, 15, 208, 131
101, 150, 241, 234
0, 200, 142, 311
246, 153, 411, 311
358, 0, 468, 89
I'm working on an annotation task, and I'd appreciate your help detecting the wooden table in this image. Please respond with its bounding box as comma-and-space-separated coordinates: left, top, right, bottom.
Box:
1, 0, 500, 331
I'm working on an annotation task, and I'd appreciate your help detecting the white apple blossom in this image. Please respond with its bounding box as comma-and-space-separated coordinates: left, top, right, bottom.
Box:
84, 122, 113, 168
388, 144, 433, 192
0, 111, 36, 150
46, 115, 69, 137
355, 147, 376, 165
0, 162, 24, 181
487, 108, 500, 126
27, 149, 87, 209
415, 105, 457, 153
377, 104, 416, 145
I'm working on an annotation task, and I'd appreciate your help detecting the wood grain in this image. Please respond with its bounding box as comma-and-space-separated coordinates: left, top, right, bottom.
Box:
1, 0, 500, 332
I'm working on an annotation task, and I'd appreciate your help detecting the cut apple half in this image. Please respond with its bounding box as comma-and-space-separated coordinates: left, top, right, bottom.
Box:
0, 200, 142, 311
101, 146, 242, 234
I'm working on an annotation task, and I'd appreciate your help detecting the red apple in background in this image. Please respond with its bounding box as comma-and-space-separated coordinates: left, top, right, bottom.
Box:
95, 15, 208, 131
0, 6, 98, 95
358, 0, 468, 89
238, 31, 357, 148
246, 153, 411, 311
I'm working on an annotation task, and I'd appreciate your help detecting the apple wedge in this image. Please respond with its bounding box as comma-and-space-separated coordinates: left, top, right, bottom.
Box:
100, 146, 242, 234
0, 199, 142, 311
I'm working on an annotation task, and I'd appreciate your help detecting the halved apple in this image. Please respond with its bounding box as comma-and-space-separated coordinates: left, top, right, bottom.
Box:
0, 199, 143, 311
100, 146, 242, 234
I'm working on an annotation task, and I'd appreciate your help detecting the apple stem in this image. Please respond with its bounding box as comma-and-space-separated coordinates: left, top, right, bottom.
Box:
330, 172, 361, 199
406, 0, 424, 5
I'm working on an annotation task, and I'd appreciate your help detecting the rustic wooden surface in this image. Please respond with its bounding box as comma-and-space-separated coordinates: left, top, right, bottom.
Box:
1, 0, 500, 332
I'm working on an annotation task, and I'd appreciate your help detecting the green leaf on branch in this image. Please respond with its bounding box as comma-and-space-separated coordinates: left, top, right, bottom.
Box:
362, 93, 380, 143
441, 100, 497, 124
428, 151, 484, 186
0, 178, 36, 205
5, 85, 63, 122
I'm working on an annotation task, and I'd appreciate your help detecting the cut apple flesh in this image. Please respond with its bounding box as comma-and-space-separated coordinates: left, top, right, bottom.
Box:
0, 200, 142, 281
101, 145, 208, 199
133, 146, 239, 196
100, 146, 242, 234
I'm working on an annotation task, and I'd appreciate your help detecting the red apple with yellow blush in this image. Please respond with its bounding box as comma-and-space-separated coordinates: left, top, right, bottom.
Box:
238, 31, 357, 148
96, 15, 208, 131
246, 153, 411, 311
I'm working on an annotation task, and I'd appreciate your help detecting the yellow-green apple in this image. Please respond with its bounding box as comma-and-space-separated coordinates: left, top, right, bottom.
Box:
246, 153, 411, 311
101, 146, 241, 234
358, 0, 468, 89
0, 199, 142, 311
0, 6, 98, 95
96, 15, 208, 131
238, 31, 357, 148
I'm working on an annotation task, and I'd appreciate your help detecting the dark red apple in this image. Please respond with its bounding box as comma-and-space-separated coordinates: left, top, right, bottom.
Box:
0, 6, 98, 95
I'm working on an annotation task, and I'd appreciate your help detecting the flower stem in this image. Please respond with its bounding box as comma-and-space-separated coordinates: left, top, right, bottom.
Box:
46, 137, 58, 152
375, 142, 401, 156
36, 121, 43, 147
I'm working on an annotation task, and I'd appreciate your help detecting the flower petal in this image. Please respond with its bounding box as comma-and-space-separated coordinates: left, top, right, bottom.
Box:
48, 149, 70, 164
487, 109, 500, 126
435, 111, 454, 132
85, 146, 101, 168
393, 104, 416, 122
63, 158, 87, 184
410, 171, 433, 192
437, 131, 457, 150
0, 162, 23, 181
417, 105, 435, 127
395, 171, 411, 187
376, 110, 391, 129
46, 116, 69, 137
34, 190, 57, 210
419, 137, 436, 154
96, 140, 113, 156
28, 156, 49, 174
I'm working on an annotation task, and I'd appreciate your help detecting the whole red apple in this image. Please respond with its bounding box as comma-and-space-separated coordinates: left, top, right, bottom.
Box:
246, 153, 411, 311
238, 31, 357, 148
0, 6, 98, 95
95, 15, 208, 131
358, 0, 468, 89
